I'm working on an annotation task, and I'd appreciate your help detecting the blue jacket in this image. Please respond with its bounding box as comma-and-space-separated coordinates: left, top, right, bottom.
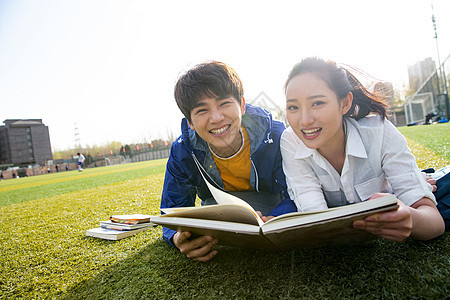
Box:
160, 104, 296, 247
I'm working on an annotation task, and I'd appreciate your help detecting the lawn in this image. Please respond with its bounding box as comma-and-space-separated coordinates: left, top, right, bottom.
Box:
0, 124, 449, 299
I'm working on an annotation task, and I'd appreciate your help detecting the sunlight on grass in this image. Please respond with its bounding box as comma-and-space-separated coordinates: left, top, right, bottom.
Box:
405, 137, 450, 170
0, 174, 164, 298
0, 160, 167, 207
398, 123, 449, 161
0, 160, 166, 193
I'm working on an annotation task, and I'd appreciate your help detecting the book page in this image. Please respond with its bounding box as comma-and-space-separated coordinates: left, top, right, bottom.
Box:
152, 216, 276, 249
201, 171, 250, 207
262, 194, 399, 232
199, 166, 263, 226
160, 204, 261, 226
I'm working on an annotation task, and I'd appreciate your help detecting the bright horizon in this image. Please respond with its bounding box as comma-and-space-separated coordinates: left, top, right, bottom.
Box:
1, 0, 449, 150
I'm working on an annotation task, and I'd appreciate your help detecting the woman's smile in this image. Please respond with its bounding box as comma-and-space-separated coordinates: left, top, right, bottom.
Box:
301, 127, 322, 139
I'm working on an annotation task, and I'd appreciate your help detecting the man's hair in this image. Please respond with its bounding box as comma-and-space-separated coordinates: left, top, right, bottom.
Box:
174, 61, 244, 123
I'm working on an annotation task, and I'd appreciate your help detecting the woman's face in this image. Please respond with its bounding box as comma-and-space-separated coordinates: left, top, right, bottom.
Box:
285, 72, 352, 152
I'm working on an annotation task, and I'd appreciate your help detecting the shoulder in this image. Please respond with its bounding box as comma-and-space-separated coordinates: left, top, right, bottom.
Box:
349, 115, 384, 129
167, 131, 193, 166
281, 126, 297, 145
243, 104, 286, 144
347, 116, 404, 152
347, 115, 392, 139
271, 118, 286, 135
350, 115, 399, 136
244, 104, 286, 132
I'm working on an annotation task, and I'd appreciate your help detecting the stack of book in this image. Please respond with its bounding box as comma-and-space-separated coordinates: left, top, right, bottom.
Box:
86, 214, 156, 240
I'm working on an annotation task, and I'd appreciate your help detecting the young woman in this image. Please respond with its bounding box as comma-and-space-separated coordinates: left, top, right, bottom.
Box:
281, 57, 445, 242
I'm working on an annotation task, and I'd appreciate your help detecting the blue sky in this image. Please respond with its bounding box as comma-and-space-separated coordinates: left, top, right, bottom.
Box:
0, 0, 449, 150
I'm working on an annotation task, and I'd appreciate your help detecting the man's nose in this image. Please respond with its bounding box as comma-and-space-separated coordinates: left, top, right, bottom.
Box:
209, 107, 224, 123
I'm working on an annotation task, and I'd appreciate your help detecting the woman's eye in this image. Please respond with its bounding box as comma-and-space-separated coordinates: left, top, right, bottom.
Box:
312, 101, 325, 107
286, 105, 298, 111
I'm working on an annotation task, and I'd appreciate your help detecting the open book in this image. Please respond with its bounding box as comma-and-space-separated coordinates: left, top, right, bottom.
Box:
151, 173, 399, 250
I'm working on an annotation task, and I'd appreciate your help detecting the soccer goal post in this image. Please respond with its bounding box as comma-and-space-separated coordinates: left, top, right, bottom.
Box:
404, 92, 435, 124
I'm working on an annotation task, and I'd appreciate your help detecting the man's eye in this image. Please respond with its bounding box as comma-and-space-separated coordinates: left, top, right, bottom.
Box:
194, 109, 207, 114
220, 101, 232, 106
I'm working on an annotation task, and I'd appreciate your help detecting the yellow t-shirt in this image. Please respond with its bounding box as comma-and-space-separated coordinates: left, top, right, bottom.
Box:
211, 127, 253, 192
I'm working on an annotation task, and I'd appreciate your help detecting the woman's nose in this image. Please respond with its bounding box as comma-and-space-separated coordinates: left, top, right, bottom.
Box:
300, 109, 314, 126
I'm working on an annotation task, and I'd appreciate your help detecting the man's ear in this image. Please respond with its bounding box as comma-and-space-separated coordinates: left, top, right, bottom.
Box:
341, 92, 353, 115
187, 120, 195, 131
240, 97, 246, 116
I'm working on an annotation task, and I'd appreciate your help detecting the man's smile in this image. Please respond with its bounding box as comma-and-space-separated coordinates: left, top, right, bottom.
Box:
209, 125, 231, 135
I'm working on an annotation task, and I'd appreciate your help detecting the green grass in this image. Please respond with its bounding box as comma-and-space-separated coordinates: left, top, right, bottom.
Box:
0, 126, 449, 299
398, 122, 450, 164
0, 161, 166, 207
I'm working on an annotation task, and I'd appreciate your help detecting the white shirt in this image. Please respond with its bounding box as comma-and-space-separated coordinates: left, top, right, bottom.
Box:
78, 154, 85, 163
280, 116, 435, 212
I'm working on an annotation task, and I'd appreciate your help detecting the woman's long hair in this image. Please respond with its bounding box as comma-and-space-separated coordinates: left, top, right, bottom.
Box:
285, 57, 388, 120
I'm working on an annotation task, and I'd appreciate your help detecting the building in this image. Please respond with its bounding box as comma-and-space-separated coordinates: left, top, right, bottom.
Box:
408, 57, 436, 92
247, 91, 286, 124
0, 119, 53, 167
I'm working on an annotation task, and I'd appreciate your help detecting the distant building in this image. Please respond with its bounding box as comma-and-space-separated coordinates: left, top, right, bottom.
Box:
408, 57, 436, 92
247, 91, 286, 124
0, 119, 53, 166
372, 81, 397, 125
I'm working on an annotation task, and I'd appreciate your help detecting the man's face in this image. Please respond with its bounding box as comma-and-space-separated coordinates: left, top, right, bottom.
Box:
188, 96, 245, 157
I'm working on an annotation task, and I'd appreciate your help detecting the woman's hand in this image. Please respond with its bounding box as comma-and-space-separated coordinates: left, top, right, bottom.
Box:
353, 193, 445, 241
353, 200, 412, 242
425, 175, 437, 192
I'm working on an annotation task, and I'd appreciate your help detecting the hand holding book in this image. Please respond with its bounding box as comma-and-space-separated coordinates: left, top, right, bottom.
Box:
172, 231, 218, 262
152, 175, 399, 250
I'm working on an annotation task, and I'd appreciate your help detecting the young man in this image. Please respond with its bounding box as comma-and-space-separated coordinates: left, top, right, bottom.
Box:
77, 153, 85, 171
161, 61, 296, 261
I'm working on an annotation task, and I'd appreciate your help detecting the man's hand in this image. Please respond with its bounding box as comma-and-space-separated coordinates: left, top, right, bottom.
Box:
173, 231, 218, 262
256, 211, 275, 223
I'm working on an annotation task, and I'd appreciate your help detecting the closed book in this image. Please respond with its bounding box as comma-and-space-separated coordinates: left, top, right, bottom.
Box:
86, 227, 149, 240
110, 214, 152, 224
100, 220, 156, 231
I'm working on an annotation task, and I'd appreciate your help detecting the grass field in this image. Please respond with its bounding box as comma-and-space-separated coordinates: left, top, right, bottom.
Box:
0, 123, 449, 299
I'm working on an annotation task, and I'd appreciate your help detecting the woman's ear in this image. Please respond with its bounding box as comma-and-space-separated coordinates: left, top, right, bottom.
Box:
341, 92, 353, 115
240, 97, 246, 116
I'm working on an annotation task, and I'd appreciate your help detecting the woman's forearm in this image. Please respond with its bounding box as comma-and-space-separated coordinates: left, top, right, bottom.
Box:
410, 198, 445, 240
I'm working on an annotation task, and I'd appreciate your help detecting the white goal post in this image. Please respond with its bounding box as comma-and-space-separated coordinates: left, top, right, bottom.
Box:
404, 92, 435, 124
